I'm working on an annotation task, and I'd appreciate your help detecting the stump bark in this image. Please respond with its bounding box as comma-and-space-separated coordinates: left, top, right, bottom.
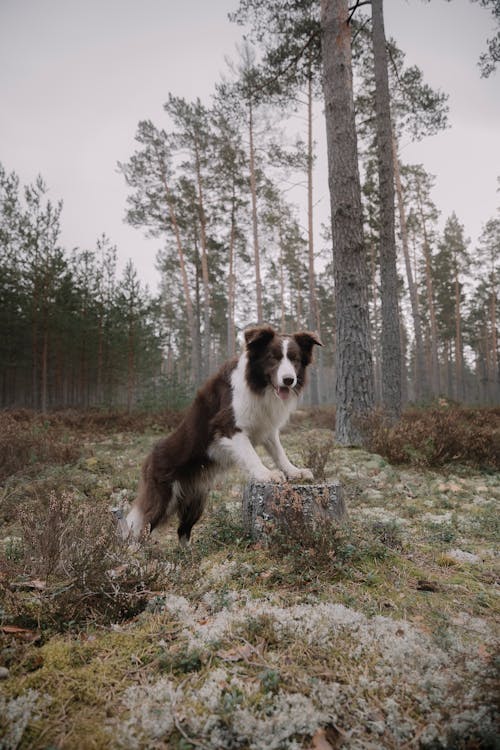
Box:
242, 481, 345, 539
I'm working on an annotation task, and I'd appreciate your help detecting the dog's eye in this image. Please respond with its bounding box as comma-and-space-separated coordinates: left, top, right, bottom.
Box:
265, 352, 280, 365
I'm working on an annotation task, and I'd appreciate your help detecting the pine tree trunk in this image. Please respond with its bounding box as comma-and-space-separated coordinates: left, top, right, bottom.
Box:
321, 0, 375, 444
454, 266, 464, 401
194, 140, 211, 377
248, 101, 263, 324
400, 316, 408, 405
41, 322, 48, 413
127, 318, 134, 413
194, 245, 203, 384
369, 241, 382, 404
485, 326, 494, 403
372, 0, 401, 421
393, 136, 428, 402
97, 313, 104, 404
279, 222, 287, 332
160, 172, 200, 385
31, 273, 39, 409
296, 271, 303, 329
416, 188, 440, 397
307, 69, 320, 405
445, 340, 453, 398
484, 326, 493, 404
80, 302, 87, 407
490, 287, 498, 402
476, 342, 487, 403
227, 202, 237, 358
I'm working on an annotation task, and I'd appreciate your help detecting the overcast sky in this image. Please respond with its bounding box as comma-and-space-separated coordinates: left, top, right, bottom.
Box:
1, 0, 499, 293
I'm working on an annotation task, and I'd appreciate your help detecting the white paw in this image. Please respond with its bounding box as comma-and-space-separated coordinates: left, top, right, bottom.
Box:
254, 469, 286, 483
269, 469, 287, 483
287, 467, 314, 481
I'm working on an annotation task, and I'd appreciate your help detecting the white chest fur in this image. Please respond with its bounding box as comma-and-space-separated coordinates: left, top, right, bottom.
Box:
231, 353, 297, 444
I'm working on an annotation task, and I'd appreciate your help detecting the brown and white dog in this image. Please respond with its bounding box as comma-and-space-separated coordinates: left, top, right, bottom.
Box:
125, 325, 322, 543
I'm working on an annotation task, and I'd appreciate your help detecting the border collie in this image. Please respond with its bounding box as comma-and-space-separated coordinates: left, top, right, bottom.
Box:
125, 325, 322, 543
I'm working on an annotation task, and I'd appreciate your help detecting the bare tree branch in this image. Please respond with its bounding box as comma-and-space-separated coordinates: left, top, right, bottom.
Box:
348, 0, 372, 25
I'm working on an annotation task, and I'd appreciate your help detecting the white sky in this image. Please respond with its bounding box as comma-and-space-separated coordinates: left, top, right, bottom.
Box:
1, 0, 499, 293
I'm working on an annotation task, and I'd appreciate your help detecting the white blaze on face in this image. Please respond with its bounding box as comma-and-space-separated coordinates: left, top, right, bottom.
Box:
275, 338, 297, 400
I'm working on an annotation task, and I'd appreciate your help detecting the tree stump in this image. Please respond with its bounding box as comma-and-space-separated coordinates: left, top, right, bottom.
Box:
242, 481, 345, 540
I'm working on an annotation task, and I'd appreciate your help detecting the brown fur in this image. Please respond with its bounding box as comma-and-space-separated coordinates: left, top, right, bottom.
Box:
135, 358, 239, 541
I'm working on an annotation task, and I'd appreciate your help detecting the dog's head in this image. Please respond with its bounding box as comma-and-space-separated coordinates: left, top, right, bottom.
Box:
244, 325, 322, 400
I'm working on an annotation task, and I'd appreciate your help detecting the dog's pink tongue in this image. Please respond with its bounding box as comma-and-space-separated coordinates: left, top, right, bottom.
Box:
277, 386, 290, 400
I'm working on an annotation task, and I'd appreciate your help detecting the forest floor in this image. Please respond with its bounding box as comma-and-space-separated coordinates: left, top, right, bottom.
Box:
0, 411, 498, 749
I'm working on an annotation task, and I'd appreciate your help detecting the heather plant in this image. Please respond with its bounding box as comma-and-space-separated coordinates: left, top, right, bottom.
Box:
369, 519, 405, 550
1, 407, 183, 441
200, 503, 249, 551
0, 489, 162, 629
298, 430, 335, 481
0, 413, 81, 482
361, 406, 500, 469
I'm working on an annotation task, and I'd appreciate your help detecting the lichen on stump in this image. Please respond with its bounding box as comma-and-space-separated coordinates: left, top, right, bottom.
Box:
242, 481, 345, 540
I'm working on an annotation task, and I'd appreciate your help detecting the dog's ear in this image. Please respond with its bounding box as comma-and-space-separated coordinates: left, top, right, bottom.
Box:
293, 331, 323, 362
244, 325, 276, 348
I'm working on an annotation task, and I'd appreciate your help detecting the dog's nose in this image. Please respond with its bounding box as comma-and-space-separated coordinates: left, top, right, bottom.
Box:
283, 376, 295, 386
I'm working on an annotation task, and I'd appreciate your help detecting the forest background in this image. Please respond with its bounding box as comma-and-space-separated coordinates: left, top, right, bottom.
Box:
0, 0, 499, 415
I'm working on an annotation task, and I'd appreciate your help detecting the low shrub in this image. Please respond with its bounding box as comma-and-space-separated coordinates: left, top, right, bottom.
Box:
369, 519, 404, 550
362, 406, 500, 470
3, 408, 183, 436
0, 413, 81, 481
0, 408, 185, 480
201, 504, 249, 550
0, 489, 162, 630
298, 430, 335, 481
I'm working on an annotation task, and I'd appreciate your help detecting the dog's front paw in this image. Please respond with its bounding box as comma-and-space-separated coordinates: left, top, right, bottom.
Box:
268, 469, 287, 483
254, 469, 286, 483
287, 467, 314, 481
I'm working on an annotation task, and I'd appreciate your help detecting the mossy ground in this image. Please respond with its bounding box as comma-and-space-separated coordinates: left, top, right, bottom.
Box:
1, 418, 498, 749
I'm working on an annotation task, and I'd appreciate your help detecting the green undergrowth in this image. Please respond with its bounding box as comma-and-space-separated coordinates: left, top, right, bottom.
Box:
1, 414, 499, 749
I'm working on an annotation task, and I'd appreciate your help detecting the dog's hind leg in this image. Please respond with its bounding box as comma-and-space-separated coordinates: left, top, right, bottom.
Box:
126, 455, 175, 539
125, 471, 150, 539
176, 484, 207, 546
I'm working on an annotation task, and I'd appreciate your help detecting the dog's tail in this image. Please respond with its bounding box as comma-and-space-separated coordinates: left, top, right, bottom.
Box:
126, 454, 174, 538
